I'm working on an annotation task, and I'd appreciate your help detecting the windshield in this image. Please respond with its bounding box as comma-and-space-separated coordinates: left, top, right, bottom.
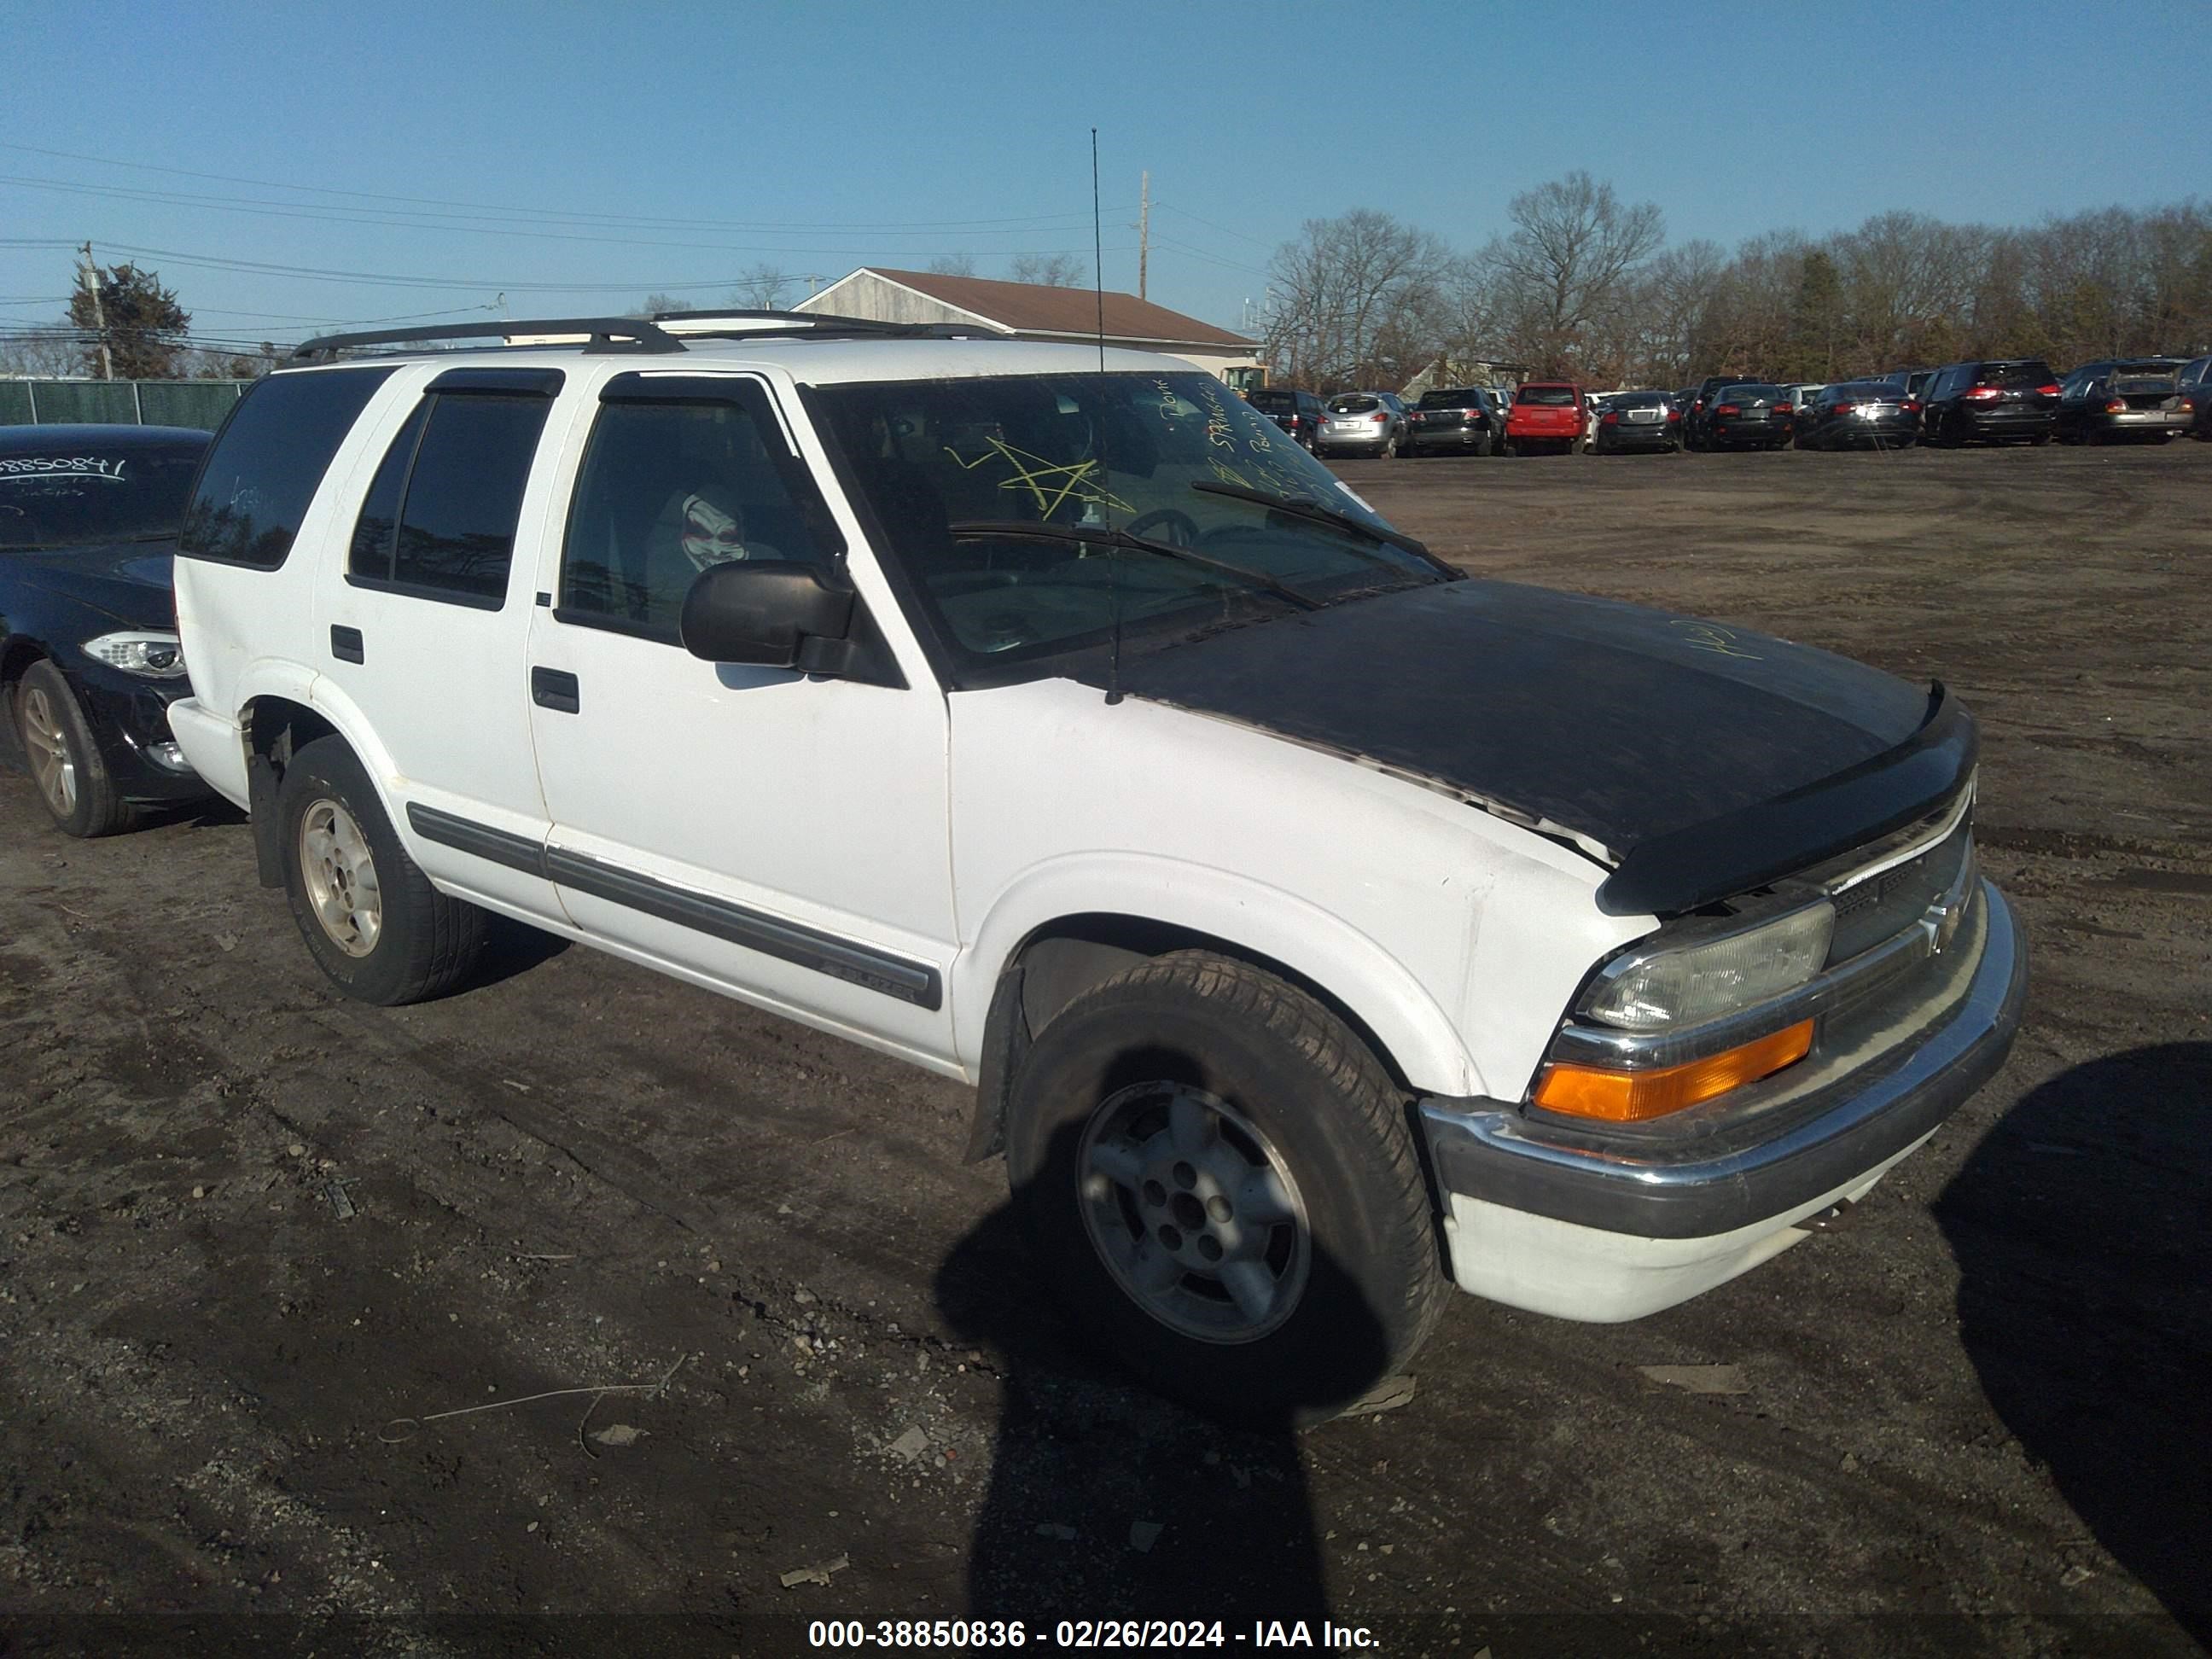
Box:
1246, 390, 1295, 410
0, 441, 206, 550
1515, 386, 1576, 406
812, 371, 1443, 677
1717, 385, 1783, 402
1417, 390, 1480, 408
1328, 394, 1380, 414
1612, 393, 1667, 408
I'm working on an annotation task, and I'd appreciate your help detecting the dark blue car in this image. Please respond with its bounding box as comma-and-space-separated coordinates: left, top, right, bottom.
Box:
1, 423, 213, 835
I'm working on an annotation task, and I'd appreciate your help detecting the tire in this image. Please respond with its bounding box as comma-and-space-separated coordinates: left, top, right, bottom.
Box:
1501, 441, 1517, 458
2030, 434, 2052, 446
13, 659, 135, 837
1004, 950, 1449, 1428
275, 736, 487, 1005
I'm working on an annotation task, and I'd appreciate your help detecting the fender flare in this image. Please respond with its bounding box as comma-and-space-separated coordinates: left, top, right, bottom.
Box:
952, 852, 1486, 1102
234, 662, 418, 875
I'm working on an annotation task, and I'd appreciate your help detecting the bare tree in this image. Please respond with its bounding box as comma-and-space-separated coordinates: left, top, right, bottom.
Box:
0, 326, 83, 377
927, 254, 978, 277
727, 263, 795, 310
1483, 172, 1665, 378
632, 293, 696, 317
1265, 209, 1448, 388
1009, 252, 1087, 288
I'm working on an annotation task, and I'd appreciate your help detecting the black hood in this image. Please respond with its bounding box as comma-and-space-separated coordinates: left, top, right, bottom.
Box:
7, 540, 178, 627
1075, 579, 1975, 915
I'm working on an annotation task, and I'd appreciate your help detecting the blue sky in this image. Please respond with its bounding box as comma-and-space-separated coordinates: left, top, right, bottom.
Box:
3, 1, 2207, 352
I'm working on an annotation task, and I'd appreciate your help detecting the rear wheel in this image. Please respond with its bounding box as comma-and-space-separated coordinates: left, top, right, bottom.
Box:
13, 660, 134, 838
1005, 951, 1449, 1428
276, 736, 487, 1004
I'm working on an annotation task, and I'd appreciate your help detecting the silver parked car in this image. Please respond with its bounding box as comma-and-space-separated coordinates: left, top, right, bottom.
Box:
1315, 392, 1409, 459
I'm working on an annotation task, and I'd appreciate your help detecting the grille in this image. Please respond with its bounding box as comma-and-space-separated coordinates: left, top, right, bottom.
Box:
1827, 819, 1972, 964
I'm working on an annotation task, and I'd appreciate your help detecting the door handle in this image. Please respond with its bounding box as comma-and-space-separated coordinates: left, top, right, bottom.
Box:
531, 667, 580, 713
330, 625, 364, 664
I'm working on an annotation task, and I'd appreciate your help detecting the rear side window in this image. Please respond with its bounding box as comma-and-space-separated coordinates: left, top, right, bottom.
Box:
178, 367, 394, 568
348, 393, 552, 606
560, 383, 839, 641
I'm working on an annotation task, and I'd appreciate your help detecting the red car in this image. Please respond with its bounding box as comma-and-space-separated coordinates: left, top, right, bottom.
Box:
1504, 382, 1586, 455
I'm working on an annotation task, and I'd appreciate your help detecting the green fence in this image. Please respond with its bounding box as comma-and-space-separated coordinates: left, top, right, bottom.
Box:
0, 378, 250, 431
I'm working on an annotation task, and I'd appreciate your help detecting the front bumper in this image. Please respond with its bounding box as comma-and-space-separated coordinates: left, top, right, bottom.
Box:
3, 659, 209, 804
1417, 879, 2027, 1320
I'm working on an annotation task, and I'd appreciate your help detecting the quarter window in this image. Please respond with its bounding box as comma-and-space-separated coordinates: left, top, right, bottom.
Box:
560, 387, 836, 640
178, 367, 395, 569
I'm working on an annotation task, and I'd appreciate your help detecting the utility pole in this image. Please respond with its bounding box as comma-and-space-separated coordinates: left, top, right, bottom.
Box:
1136, 171, 1150, 302
79, 242, 114, 381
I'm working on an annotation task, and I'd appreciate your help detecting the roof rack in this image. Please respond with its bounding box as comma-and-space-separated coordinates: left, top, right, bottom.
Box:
292, 317, 684, 361
649, 307, 996, 342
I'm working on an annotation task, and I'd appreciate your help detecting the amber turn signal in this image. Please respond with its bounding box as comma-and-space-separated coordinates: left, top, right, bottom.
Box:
1533, 1020, 1815, 1123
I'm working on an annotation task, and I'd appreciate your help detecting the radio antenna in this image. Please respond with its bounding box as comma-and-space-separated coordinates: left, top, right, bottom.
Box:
1091, 127, 1124, 705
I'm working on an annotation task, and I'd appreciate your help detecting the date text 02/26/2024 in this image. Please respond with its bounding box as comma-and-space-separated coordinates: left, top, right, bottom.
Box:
806, 1619, 1382, 1649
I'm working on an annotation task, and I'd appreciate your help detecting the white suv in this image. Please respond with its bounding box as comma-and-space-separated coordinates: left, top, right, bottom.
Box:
169, 312, 2026, 1423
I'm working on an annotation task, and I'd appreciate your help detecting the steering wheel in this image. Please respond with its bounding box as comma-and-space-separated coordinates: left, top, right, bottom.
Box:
1121, 507, 1200, 546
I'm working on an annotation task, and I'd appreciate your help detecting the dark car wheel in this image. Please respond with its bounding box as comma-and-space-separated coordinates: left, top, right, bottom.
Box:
276, 736, 488, 1005
1004, 950, 1449, 1429
12, 659, 136, 838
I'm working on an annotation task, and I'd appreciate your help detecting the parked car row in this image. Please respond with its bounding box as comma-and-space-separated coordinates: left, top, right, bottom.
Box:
1274, 348, 2209, 465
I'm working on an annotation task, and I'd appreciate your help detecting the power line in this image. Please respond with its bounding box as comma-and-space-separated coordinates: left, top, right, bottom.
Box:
0, 143, 1134, 236
1155, 202, 1275, 247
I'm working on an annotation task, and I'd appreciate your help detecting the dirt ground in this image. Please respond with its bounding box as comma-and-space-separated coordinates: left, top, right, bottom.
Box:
3, 438, 2208, 1657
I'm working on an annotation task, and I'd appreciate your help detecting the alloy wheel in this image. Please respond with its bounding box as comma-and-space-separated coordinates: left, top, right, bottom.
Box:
19, 684, 76, 818
1076, 1081, 1312, 1343
298, 798, 383, 958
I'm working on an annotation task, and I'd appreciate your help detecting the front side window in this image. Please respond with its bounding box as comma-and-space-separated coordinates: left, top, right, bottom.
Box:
0, 439, 205, 550
347, 392, 550, 605
810, 370, 1445, 680
561, 387, 837, 639
179, 367, 394, 569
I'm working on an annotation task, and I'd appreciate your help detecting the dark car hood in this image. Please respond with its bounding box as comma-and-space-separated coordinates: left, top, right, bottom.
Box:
1075, 579, 1974, 914
4, 539, 178, 626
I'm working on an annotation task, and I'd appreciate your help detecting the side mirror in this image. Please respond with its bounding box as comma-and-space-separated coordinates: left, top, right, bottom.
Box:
679, 560, 855, 672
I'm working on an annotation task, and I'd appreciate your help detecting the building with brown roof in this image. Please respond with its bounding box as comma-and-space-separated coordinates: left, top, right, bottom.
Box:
796, 268, 1265, 387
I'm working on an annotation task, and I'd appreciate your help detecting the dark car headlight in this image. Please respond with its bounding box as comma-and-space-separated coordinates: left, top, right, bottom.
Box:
83, 630, 189, 680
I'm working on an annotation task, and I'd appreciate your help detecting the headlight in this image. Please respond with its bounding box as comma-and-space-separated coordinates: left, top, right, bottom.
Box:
1582, 903, 1834, 1030
83, 631, 188, 680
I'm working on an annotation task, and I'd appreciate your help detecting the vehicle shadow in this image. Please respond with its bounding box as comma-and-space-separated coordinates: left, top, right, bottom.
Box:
1934, 1042, 2212, 1641
934, 1132, 1391, 1627
469, 914, 572, 989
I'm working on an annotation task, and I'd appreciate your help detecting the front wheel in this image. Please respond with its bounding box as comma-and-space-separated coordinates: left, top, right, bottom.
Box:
13, 660, 134, 837
1005, 951, 1448, 1428
276, 736, 488, 1004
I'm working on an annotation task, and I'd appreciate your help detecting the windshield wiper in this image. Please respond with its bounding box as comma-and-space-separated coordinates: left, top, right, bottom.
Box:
946, 521, 1319, 611
1188, 480, 1435, 566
